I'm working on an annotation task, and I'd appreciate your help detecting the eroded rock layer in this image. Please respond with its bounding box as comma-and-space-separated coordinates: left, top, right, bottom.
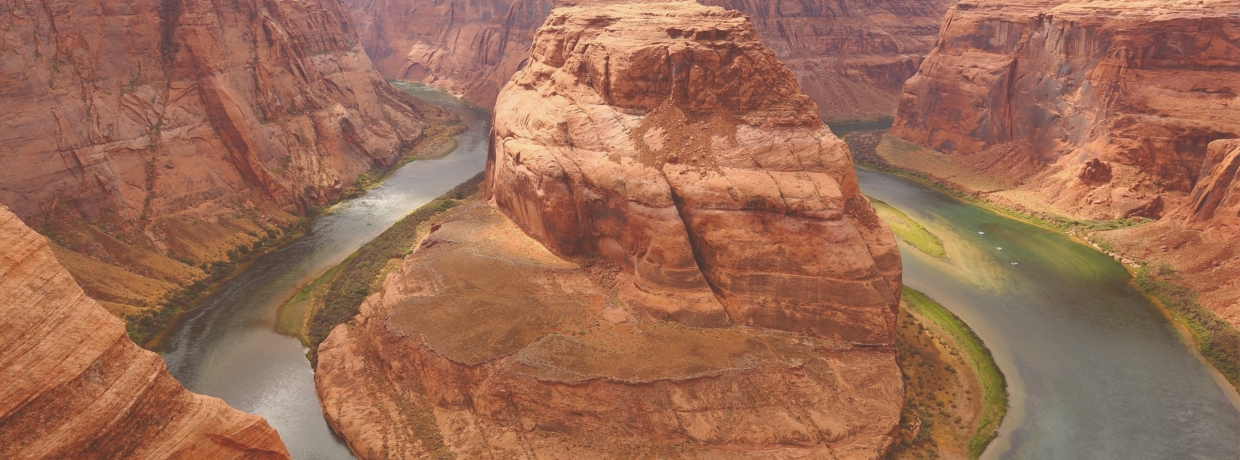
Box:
890, 0, 1240, 220
488, 1, 903, 342
0, 206, 289, 459
344, 0, 953, 122
1103, 139, 1240, 327
316, 3, 904, 458
0, 0, 448, 314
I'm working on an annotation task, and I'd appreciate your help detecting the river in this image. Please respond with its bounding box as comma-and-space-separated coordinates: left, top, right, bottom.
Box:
158, 83, 1239, 459
858, 168, 1240, 459
158, 83, 490, 460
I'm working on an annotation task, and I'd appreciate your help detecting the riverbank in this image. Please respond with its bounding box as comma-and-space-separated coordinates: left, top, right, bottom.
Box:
277, 173, 486, 357
139, 114, 465, 349
872, 187, 1007, 459
892, 287, 1008, 459
846, 130, 1240, 394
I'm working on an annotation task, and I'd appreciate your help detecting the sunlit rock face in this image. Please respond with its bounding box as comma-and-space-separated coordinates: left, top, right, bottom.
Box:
0, 205, 290, 459
487, 0, 904, 342
316, 3, 905, 459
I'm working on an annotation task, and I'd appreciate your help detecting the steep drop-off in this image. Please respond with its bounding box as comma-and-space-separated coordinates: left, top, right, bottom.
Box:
1104, 139, 1240, 328
344, 0, 953, 122
0, 205, 289, 459
890, 0, 1240, 220
0, 0, 451, 317
316, 3, 904, 458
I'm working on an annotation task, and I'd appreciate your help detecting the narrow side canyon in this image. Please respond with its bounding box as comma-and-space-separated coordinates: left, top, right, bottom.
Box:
0, 205, 289, 458
343, 0, 954, 122
315, 3, 905, 458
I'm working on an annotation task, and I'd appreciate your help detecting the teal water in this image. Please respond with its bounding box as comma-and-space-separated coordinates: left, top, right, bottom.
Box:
858, 168, 1240, 459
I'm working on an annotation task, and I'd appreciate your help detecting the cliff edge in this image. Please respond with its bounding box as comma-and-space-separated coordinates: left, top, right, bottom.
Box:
0, 205, 289, 459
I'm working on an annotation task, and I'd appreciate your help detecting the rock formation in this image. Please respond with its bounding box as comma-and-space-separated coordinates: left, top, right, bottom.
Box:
316, 3, 904, 458
0, 0, 450, 315
0, 205, 289, 459
1103, 139, 1240, 326
890, 0, 1240, 220
344, 0, 954, 122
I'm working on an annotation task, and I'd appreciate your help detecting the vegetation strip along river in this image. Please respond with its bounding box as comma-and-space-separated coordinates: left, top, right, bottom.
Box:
158, 84, 489, 460
858, 168, 1240, 459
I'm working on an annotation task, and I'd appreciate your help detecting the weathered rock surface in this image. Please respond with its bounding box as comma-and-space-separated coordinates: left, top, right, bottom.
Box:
0, 0, 449, 315
1103, 139, 1240, 327
890, 0, 1240, 220
488, 0, 903, 342
317, 3, 904, 458
344, 0, 954, 122
0, 205, 290, 459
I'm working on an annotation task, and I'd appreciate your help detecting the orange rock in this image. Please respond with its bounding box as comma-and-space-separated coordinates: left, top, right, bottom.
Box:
891, 0, 1240, 220
344, 0, 954, 122
1103, 139, 1240, 328
488, 1, 902, 341
0, 205, 289, 459
317, 3, 903, 458
0, 0, 447, 313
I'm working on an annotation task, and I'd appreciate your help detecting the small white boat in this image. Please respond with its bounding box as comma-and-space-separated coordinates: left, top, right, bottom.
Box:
978, 231, 985, 235
997, 247, 1003, 251
1011, 262, 1019, 265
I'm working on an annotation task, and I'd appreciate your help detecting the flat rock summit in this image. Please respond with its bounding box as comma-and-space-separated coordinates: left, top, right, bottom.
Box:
316, 2, 905, 458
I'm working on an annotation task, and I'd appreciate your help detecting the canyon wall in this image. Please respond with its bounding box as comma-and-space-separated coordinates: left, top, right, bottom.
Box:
890, 0, 1240, 220
0, 0, 450, 316
0, 205, 289, 459
317, 3, 904, 458
1104, 139, 1240, 327
344, 0, 954, 122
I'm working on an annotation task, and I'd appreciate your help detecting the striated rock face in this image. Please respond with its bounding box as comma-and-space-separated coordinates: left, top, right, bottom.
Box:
1103, 139, 1240, 326
317, 3, 904, 458
488, 0, 903, 341
891, 0, 1240, 220
0, 206, 289, 459
0, 0, 448, 315
344, 0, 953, 122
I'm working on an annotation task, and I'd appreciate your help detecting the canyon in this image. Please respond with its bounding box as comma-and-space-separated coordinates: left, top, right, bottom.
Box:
0, 0, 451, 319
887, 0, 1240, 328
315, 2, 905, 458
0, 205, 289, 458
343, 0, 954, 122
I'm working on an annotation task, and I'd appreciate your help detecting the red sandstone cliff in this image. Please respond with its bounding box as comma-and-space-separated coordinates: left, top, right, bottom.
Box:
890, 0, 1240, 220
0, 0, 451, 316
316, 3, 904, 458
0, 205, 289, 459
344, 0, 954, 122
1103, 139, 1240, 327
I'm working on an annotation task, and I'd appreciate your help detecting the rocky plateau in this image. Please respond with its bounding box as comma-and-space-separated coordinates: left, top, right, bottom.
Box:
0, 0, 450, 316
316, 2, 905, 458
343, 0, 955, 122
0, 204, 290, 459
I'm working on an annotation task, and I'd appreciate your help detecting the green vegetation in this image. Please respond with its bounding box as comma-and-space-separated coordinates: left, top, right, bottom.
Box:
295, 173, 485, 356
895, 287, 1008, 459
277, 263, 342, 344
127, 222, 306, 346
1136, 263, 1240, 390
870, 198, 947, 258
